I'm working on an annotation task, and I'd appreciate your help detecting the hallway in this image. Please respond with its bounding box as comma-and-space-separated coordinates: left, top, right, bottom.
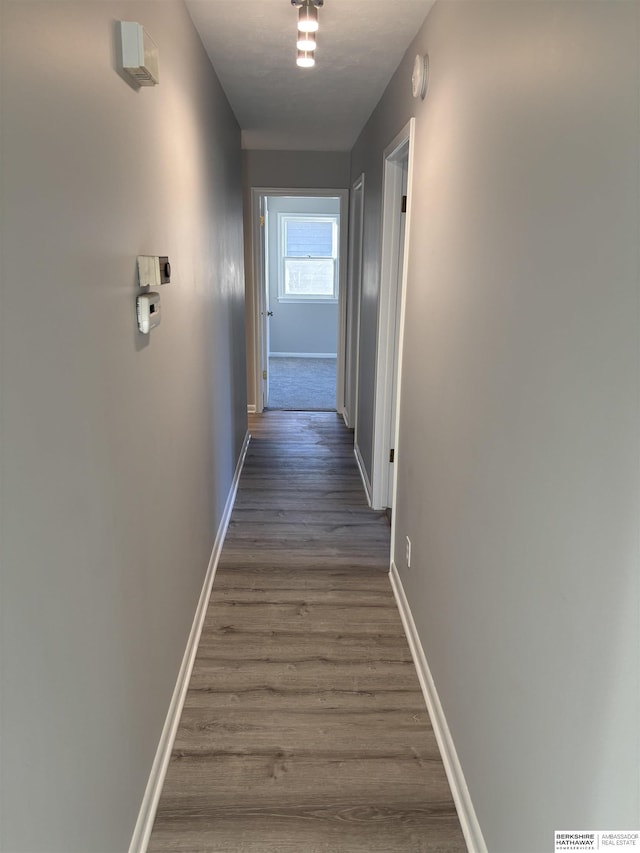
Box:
149, 412, 465, 852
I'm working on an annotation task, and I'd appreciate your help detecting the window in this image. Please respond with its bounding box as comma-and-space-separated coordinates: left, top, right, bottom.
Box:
278, 214, 339, 301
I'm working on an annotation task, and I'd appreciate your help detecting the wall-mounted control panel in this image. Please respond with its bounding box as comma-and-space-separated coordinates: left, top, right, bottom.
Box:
137, 255, 171, 288
137, 292, 161, 334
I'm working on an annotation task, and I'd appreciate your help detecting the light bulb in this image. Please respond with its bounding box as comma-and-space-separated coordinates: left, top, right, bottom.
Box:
296, 29, 316, 51
296, 49, 315, 68
298, 1, 318, 33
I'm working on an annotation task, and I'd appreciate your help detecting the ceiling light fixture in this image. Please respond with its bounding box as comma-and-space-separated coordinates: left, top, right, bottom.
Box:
295, 0, 320, 33
296, 48, 316, 68
296, 29, 317, 51
292, 0, 322, 67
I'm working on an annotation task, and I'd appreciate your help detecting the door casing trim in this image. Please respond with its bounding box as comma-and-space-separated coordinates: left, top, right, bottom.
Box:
370, 119, 415, 511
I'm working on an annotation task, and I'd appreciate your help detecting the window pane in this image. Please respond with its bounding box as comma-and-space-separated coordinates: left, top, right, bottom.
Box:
286, 220, 334, 257
284, 258, 334, 296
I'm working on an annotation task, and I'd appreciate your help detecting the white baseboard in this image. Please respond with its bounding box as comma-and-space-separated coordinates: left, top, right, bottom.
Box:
247, 404, 256, 414
354, 441, 372, 507
128, 430, 251, 853
269, 352, 337, 359
389, 562, 487, 853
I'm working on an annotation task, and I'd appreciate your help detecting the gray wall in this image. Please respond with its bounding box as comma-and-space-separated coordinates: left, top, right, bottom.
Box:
0, 3, 247, 851
267, 196, 339, 356
243, 150, 351, 191
352, 2, 640, 850
242, 150, 350, 407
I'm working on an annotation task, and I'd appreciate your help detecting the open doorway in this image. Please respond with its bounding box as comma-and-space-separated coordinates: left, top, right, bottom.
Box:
251, 188, 349, 414
365, 119, 415, 511
266, 195, 339, 410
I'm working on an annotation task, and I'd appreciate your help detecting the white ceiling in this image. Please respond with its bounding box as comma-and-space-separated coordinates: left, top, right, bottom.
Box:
185, 0, 435, 151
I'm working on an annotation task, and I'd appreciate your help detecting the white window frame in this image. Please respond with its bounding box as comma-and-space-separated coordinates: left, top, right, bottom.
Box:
277, 212, 339, 303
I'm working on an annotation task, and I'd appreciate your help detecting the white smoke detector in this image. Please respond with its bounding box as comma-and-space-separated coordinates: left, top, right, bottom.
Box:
119, 22, 159, 87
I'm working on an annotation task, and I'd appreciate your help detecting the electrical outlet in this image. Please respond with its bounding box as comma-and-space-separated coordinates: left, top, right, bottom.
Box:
405, 536, 411, 568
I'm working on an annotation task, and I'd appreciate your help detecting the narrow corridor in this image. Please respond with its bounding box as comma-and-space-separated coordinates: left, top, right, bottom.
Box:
149, 412, 465, 852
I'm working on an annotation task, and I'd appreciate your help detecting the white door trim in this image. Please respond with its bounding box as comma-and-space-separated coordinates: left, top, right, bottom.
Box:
370, 119, 415, 510
250, 189, 267, 412
250, 187, 349, 415
344, 173, 365, 430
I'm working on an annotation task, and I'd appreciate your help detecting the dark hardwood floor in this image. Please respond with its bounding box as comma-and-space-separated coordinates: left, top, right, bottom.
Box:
149, 411, 466, 852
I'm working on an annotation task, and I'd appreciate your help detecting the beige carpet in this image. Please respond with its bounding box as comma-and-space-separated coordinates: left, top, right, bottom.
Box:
268, 357, 336, 410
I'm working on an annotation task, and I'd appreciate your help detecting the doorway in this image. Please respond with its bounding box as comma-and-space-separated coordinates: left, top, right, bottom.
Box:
368, 119, 415, 511
251, 189, 349, 414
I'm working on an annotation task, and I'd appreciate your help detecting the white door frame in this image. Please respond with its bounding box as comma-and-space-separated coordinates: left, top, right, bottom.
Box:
250, 187, 349, 414
370, 119, 415, 510
344, 173, 365, 430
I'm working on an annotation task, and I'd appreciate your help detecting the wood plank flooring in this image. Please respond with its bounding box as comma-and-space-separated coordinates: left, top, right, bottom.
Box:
149, 412, 466, 853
